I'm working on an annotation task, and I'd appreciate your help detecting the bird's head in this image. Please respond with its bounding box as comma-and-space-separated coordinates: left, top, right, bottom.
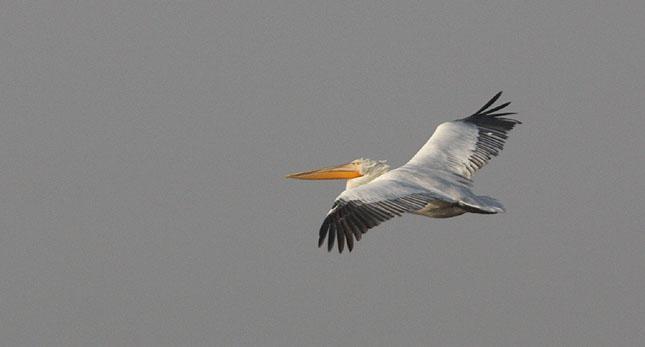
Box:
286, 158, 390, 188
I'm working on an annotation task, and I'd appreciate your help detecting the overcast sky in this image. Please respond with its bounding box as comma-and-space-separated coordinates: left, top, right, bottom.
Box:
1, 1, 644, 346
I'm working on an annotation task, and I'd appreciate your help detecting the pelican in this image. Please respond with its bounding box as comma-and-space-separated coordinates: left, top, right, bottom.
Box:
287, 92, 520, 253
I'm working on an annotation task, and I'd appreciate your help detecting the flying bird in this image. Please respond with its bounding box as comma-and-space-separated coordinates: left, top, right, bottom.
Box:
286, 92, 520, 253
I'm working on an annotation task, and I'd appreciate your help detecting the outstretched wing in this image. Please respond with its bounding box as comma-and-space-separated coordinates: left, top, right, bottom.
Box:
406, 91, 521, 179
318, 177, 451, 253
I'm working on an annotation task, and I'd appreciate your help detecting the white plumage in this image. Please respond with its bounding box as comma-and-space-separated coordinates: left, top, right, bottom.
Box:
287, 92, 520, 253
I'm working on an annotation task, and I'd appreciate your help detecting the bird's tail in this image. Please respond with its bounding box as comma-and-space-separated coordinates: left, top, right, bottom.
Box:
459, 195, 505, 214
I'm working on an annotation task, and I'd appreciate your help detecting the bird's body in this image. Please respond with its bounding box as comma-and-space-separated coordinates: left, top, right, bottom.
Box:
287, 92, 520, 253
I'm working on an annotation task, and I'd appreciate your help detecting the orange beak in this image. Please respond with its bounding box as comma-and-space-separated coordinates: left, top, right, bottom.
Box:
285, 162, 362, 180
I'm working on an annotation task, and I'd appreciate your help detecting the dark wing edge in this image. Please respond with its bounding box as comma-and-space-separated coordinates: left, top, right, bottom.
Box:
318, 193, 439, 253
458, 91, 521, 177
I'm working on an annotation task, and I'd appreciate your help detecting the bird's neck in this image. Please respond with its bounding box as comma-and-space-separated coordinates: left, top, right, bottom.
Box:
346, 165, 390, 189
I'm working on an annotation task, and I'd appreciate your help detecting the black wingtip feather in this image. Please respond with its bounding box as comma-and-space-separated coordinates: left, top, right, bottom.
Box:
464, 92, 520, 126
489, 112, 517, 117
340, 219, 354, 252
318, 219, 329, 248
336, 220, 345, 253
481, 101, 511, 115
346, 230, 354, 252
327, 223, 335, 252
472, 91, 503, 115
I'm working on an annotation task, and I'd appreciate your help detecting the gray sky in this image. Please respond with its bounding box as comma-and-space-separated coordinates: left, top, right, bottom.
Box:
1, 1, 644, 346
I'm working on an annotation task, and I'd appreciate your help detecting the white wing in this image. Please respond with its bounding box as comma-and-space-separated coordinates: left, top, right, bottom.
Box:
406, 91, 520, 179
318, 173, 455, 253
